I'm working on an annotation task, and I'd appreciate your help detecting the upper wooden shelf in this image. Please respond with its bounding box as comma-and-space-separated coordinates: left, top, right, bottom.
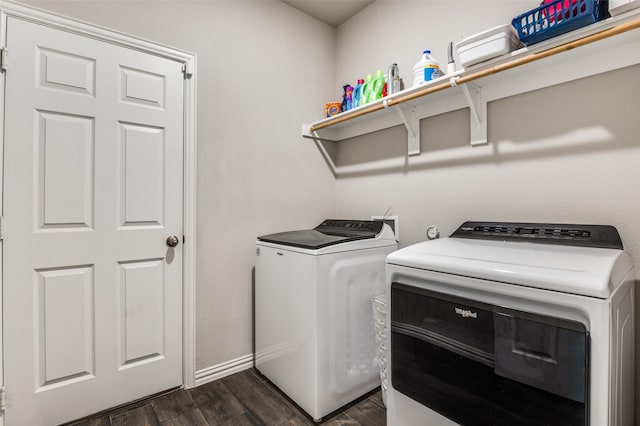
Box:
303, 9, 640, 156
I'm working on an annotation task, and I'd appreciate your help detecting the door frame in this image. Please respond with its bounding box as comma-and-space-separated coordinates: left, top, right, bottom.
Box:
0, 2, 198, 423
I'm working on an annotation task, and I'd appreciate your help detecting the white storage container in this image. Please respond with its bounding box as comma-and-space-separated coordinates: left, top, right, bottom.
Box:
609, 0, 640, 16
455, 24, 521, 68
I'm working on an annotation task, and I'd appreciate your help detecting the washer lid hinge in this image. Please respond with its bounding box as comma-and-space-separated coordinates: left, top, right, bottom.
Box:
1, 48, 8, 72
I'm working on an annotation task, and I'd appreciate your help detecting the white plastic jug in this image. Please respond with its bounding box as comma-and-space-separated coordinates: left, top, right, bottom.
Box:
412, 50, 442, 87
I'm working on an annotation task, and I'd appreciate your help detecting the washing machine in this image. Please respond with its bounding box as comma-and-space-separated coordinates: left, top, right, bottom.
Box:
255, 219, 397, 421
386, 221, 635, 426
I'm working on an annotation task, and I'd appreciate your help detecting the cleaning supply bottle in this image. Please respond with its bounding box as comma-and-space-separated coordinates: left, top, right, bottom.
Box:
341, 84, 353, 112
447, 42, 456, 75
352, 79, 364, 108
362, 74, 373, 104
373, 70, 385, 100
387, 63, 400, 95
412, 50, 442, 87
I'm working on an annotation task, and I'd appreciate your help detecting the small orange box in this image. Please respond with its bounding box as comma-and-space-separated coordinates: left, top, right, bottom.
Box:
325, 102, 341, 117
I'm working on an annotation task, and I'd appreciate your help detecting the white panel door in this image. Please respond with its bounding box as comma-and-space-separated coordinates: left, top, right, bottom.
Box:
3, 17, 184, 426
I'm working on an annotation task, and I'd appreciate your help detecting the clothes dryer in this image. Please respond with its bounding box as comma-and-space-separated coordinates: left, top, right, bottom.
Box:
386, 221, 635, 426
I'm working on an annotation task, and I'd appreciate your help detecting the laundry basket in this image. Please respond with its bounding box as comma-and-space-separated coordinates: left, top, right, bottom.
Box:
511, 0, 601, 45
372, 294, 388, 407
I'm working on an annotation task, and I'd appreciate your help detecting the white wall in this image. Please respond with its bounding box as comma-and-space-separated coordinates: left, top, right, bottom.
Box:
23, 0, 337, 371
334, 0, 640, 423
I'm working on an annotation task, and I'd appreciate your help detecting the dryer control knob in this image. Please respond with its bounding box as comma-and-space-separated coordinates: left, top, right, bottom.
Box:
426, 226, 440, 240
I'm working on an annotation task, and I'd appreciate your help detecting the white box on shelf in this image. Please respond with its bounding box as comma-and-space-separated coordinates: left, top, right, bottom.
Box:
455, 24, 521, 68
609, 0, 640, 15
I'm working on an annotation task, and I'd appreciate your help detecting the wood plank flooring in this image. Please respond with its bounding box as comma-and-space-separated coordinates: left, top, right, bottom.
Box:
65, 368, 386, 426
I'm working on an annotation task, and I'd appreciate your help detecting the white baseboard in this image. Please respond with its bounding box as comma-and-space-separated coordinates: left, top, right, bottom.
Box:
194, 353, 254, 387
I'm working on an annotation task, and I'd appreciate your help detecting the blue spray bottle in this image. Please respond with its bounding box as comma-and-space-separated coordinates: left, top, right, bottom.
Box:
352, 79, 364, 108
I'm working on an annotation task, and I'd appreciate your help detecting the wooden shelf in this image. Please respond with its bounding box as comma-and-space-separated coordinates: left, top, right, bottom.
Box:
303, 10, 640, 157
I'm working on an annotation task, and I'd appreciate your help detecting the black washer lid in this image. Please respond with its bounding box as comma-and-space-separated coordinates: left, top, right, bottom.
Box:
258, 219, 384, 250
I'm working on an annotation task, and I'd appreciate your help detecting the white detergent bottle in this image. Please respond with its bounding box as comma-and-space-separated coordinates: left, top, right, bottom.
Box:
412, 50, 442, 87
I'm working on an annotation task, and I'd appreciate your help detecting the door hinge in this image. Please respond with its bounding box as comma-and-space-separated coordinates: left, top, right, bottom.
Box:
0, 48, 7, 72
0, 386, 7, 414
182, 62, 193, 80
0, 216, 4, 241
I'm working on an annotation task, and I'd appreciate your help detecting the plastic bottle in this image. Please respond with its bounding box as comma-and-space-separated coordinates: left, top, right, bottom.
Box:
352, 79, 364, 108
341, 84, 353, 112
447, 42, 456, 75
361, 74, 373, 104
412, 50, 442, 87
372, 70, 385, 100
387, 63, 400, 95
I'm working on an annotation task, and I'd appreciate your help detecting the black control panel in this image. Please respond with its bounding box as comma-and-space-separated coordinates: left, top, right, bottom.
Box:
317, 219, 383, 236
451, 221, 623, 249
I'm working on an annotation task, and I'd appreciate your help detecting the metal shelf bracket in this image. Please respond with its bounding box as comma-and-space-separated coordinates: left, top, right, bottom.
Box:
302, 123, 336, 142
301, 124, 338, 176
388, 102, 420, 156
460, 82, 487, 146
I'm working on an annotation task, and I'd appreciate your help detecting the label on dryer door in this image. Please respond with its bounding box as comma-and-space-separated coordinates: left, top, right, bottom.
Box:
455, 307, 478, 319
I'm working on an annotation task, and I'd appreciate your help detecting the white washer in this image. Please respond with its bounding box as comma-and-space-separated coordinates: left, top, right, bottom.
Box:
386, 222, 635, 426
255, 219, 397, 422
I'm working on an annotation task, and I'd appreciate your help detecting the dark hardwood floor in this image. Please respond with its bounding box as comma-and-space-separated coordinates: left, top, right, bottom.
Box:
65, 368, 386, 426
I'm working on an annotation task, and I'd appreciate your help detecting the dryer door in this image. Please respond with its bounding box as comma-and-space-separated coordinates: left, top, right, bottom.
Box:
494, 308, 588, 403
390, 283, 588, 426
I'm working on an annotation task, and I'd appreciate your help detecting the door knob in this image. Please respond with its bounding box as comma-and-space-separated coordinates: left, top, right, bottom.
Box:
166, 235, 180, 247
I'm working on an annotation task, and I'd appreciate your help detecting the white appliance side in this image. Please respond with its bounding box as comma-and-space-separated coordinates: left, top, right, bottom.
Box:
254, 244, 318, 415
385, 264, 614, 426
315, 244, 397, 420
609, 271, 636, 426
387, 389, 457, 426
